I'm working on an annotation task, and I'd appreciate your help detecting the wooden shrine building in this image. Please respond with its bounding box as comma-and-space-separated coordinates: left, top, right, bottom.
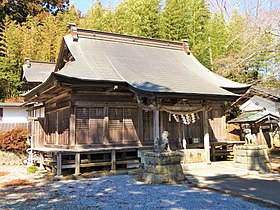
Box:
23, 24, 249, 176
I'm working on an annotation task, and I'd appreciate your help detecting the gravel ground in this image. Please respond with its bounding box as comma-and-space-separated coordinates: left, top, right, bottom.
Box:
0, 166, 274, 210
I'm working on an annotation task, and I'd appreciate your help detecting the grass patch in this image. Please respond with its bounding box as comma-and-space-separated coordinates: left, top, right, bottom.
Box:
27, 166, 38, 174
0, 172, 9, 176
2, 179, 32, 187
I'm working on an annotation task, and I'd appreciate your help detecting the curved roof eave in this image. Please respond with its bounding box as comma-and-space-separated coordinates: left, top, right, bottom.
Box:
22, 73, 57, 100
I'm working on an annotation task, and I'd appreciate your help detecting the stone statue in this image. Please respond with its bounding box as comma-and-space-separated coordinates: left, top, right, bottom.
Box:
244, 128, 256, 145
154, 131, 171, 153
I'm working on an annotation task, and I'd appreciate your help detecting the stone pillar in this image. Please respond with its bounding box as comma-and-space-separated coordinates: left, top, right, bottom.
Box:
143, 151, 185, 184
203, 110, 210, 163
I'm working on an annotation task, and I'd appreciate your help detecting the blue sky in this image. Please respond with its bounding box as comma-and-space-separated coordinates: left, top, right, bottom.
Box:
69, 0, 278, 15
69, 0, 119, 14
69, 0, 93, 14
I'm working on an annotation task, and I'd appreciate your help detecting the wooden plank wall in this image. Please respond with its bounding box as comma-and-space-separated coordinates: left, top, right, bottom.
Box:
32, 119, 45, 148
42, 108, 70, 146
142, 111, 153, 144
208, 103, 227, 142
0, 122, 29, 131
58, 109, 69, 144
75, 107, 143, 146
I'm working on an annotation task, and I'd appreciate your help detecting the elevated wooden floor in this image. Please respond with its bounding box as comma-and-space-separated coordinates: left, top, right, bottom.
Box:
33, 146, 153, 177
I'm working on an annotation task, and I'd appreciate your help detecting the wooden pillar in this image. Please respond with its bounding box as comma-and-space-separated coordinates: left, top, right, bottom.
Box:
103, 106, 109, 144
69, 106, 76, 146
55, 152, 62, 178
39, 152, 44, 170
153, 110, 160, 143
210, 145, 215, 161
160, 111, 164, 135
55, 112, 59, 145
138, 108, 143, 141
75, 153, 80, 176
111, 149, 116, 171
203, 110, 210, 163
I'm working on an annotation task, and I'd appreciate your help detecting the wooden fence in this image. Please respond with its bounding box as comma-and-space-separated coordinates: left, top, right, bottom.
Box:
0, 122, 29, 131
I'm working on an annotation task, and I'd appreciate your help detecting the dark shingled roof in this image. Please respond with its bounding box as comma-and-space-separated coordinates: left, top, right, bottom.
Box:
228, 110, 279, 124
253, 86, 280, 100
22, 60, 55, 83
24, 28, 250, 99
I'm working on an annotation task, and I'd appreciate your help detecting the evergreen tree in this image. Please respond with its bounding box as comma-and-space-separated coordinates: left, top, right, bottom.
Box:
160, 0, 211, 67
0, 0, 70, 24
80, 1, 107, 31
0, 18, 23, 99
114, 0, 161, 38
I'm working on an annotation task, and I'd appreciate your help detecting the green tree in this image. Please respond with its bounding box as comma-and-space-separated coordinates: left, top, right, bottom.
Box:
0, 18, 23, 99
79, 1, 115, 32
0, 0, 70, 23
160, 0, 211, 67
114, 0, 161, 38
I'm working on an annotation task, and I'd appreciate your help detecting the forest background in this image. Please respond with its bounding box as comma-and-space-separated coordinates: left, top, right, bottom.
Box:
0, 0, 279, 100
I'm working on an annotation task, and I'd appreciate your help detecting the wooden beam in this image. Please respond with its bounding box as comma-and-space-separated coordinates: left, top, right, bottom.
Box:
203, 110, 210, 163
74, 101, 137, 108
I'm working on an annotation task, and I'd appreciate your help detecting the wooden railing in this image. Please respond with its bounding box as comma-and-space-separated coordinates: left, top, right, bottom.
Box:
210, 141, 245, 161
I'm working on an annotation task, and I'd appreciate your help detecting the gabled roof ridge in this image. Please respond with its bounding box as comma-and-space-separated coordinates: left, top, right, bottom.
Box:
251, 86, 280, 100
67, 24, 189, 52
23, 59, 56, 65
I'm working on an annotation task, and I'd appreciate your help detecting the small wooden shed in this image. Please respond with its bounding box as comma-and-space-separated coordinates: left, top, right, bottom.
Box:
23, 24, 249, 176
229, 110, 280, 148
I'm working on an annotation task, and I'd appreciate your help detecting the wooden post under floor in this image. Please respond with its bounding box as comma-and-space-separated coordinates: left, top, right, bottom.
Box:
39, 152, 44, 170
55, 152, 62, 178
203, 110, 210, 163
75, 153, 81, 175
111, 149, 116, 171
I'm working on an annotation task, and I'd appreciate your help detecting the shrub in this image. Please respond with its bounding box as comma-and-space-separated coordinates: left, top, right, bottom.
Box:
0, 127, 29, 154
27, 166, 38, 174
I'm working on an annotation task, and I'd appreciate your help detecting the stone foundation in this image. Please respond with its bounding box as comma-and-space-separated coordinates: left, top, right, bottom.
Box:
235, 145, 271, 173
180, 149, 206, 163
0, 151, 25, 165
180, 149, 207, 171
143, 151, 185, 184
